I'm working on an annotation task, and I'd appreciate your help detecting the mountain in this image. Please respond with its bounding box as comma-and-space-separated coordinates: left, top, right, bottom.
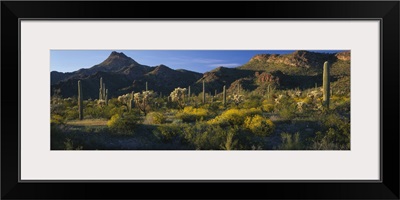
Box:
239, 50, 349, 76
51, 50, 350, 99
51, 52, 201, 98
193, 50, 350, 93
51, 51, 148, 85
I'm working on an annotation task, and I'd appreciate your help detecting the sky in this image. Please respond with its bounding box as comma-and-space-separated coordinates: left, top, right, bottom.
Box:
51, 50, 344, 73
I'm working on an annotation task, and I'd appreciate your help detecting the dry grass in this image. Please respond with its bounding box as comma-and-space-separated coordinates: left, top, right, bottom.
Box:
67, 119, 108, 127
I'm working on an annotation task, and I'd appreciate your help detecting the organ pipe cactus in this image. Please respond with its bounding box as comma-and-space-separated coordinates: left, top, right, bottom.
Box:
78, 80, 83, 120
323, 61, 330, 109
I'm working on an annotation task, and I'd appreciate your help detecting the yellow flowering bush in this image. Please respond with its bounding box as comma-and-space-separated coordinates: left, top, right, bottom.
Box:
244, 115, 275, 136
176, 106, 209, 122
107, 113, 139, 135
208, 108, 262, 126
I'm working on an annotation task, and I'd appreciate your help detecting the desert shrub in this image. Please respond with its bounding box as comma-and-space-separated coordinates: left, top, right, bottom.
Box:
279, 132, 303, 150
262, 100, 275, 112
310, 128, 349, 150
244, 115, 275, 136
146, 112, 166, 124
64, 138, 83, 150
274, 95, 297, 120
51, 114, 65, 125
157, 124, 185, 142
107, 113, 140, 135
208, 108, 262, 127
50, 102, 66, 116
183, 123, 226, 150
107, 106, 126, 118
201, 102, 221, 116
242, 95, 262, 109
220, 127, 239, 150
176, 106, 209, 123
64, 107, 79, 120
208, 108, 243, 126
278, 106, 297, 120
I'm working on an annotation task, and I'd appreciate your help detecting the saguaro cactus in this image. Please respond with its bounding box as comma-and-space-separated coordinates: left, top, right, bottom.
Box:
102, 83, 106, 100
187, 86, 191, 104
78, 80, 83, 120
223, 85, 226, 107
129, 91, 134, 111
99, 77, 103, 100
146, 81, 148, 91
323, 61, 330, 109
202, 80, 206, 103
105, 89, 108, 105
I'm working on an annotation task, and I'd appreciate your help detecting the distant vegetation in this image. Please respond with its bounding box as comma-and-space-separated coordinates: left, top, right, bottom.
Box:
51, 50, 350, 150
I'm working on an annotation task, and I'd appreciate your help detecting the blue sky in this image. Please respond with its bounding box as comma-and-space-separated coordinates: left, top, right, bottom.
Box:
51, 50, 344, 73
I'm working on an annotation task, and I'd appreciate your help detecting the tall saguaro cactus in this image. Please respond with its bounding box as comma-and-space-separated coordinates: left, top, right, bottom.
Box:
187, 86, 191, 104
323, 61, 330, 109
105, 89, 108, 105
202, 80, 206, 103
129, 91, 134, 111
99, 77, 108, 102
99, 77, 103, 100
146, 81, 148, 91
78, 80, 83, 120
223, 85, 226, 107
103, 83, 106, 100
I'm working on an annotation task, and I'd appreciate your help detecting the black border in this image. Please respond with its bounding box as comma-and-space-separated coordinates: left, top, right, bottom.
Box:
2, 1, 399, 199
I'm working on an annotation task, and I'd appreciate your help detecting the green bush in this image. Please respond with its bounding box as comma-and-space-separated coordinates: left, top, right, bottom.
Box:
242, 95, 262, 109
107, 113, 140, 135
157, 124, 184, 142
279, 132, 303, 150
146, 112, 166, 124
64, 138, 83, 150
51, 114, 65, 125
274, 95, 297, 120
183, 123, 226, 150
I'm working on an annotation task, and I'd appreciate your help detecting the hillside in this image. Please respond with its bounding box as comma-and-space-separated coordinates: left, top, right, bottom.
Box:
51, 52, 202, 98
51, 50, 350, 99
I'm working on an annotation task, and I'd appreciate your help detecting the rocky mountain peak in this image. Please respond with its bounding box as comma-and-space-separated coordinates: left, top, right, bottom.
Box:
99, 51, 139, 67
335, 51, 350, 61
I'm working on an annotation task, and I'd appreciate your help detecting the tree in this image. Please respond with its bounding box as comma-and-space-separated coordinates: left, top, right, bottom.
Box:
170, 87, 187, 109
134, 91, 155, 115
231, 94, 244, 107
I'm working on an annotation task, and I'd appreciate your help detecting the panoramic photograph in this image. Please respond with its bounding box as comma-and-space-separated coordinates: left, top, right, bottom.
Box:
50, 50, 350, 150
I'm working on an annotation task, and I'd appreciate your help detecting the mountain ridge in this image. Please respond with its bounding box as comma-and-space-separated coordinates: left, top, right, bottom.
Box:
51, 50, 350, 99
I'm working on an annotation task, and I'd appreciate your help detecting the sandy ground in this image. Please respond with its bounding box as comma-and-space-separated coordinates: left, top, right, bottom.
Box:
66, 119, 108, 126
